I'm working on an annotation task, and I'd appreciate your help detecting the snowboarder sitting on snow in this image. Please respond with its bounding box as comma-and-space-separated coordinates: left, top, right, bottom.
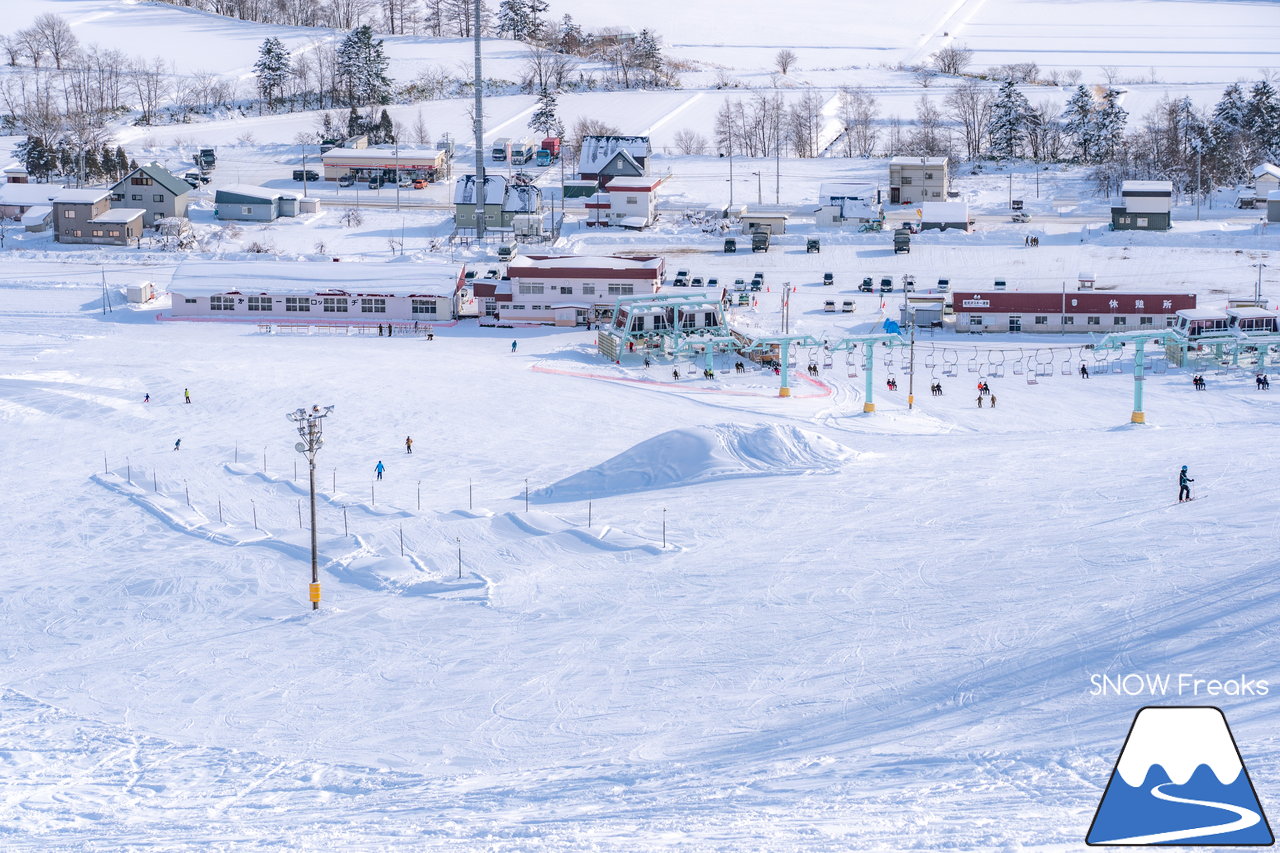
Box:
375, 460, 385, 481
1179, 465, 1194, 502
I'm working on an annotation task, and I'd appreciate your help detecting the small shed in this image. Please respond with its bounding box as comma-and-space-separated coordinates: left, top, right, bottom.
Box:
740, 211, 788, 235
919, 201, 970, 232
562, 179, 599, 199
127, 282, 157, 303
899, 296, 945, 327
1078, 271, 1096, 290
1111, 180, 1172, 231
21, 205, 50, 232
215, 185, 300, 222
1268, 190, 1280, 223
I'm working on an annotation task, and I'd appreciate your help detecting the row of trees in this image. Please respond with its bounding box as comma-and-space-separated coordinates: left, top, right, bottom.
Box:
15, 136, 134, 184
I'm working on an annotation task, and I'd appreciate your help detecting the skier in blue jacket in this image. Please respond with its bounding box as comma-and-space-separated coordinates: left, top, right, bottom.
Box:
375, 460, 385, 481
1178, 465, 1194, 502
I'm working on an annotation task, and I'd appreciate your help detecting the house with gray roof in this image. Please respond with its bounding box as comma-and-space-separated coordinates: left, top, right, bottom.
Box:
110, 162, 190, 226
577, 136, 650, 186
215, 185, 299, 221
454, 174, 545, 232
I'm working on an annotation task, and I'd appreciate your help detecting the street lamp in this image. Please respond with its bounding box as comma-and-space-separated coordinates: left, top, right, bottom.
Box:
288, 404, 334, 610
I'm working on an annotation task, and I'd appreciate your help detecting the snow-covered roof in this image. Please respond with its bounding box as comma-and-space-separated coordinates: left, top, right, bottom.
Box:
20, 205, 49, 225
1177, 308, 1229, 320
114, 162, 191, 198
1121, 180, 1173, 194
454, 174, 506, 205
1268, 190, 1280, 201
890, 156, 948, 166
1252, 163, 1280, 181
921, 201, 968, 221
577, 135, 650, 173
0, 183, 63, 206
619, 215, 649, 228
509, 255, 663, 272
51, 188, 110, 204
215, 184, 297, 203
170, 261, 463, 298
91, 208, 145, 223
321, 146, 444, 163
836, 199, 881, 220
1228, 306, 1277, 319
503, 183, 541, 213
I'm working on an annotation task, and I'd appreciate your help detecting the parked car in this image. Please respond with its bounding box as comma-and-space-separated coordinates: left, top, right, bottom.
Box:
752, 272, 764, 288
724, 237, 737, 253
749, 278, 762, 292
842, 300, 855, 313
879, 277, 893, 293
690, 276, 705, 287
293, 169, 319, 182
859, 277, 874, 293
806, 237, 821, 253
822, 272, 834, 286
337, 174, 355, 187
673, 269, 689, 286
734, 278, 747, 291
937, 278, 950, 293
1011, 211, 1032, 223
707, 277, 719, 289
824, 300, 836, 312
368, 174, 385, 189
902, 274, 916, 292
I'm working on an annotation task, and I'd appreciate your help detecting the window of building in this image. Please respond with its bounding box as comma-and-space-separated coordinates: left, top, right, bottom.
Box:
248, 296, 273, 311
559, 287, 573, 295
608, 284, 635, 295
184, 298, 197, 304
131, 176, 153, 186
932, 191, 941, 197
626, 196, 637, 204
1166, 316, 1176, 327
241, 206, 253, 215
902, 176, 913, 185
210, 295, 235, 311
72, 229, 81, 237
361, 298, 386, 313
107, 230, 119, 237
509, 304, 525, 310
969, 316, 983, 326
1140, 316, 1153, 326
285, 297, 310, 312
110, 193, 123, 202
582, 285, 596, 296
1034, 316, 1048, 325
411, 299, 437, 314
1113, 316, 1126, 325
484, 302, 497, 316
62, 210, 75, 218
323, 298, 348, 313
91, 229, 103, 237
1062, 316, 1075, 325
518, 284, 544, 294
1136, 217, 1148, 228
153, 194, 164, 203
1087, 316, 1100, 325
131, 194, 142, 201
924, 172, 934, 180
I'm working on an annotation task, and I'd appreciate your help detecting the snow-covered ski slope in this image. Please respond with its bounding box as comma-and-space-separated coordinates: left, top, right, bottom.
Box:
5, 266, 1280, 849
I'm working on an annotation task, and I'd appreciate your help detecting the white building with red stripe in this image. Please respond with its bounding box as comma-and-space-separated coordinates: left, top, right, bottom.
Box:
584, 176, 665, 229
498, 255, 665, 326
953, 291, 1197, 334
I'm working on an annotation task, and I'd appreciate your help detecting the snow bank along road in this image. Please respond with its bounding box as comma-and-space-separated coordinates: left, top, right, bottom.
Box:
4, 281, 1280, 850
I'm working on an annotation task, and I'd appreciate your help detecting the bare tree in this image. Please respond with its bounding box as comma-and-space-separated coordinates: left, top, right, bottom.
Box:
129, 56, 170, 125
522, 46, 573, 93
787, 88, 826, 157
775, 49, 798, 76
944, 78, 993, 160
672, 128, 708, 155
913, 67, 935, 88
569, 117, 620, 153
0, 35, 21, 67
31, 14, 79, 70
930, 43, 974, 76
907, 95, 947, 156
838, 86, 880, 157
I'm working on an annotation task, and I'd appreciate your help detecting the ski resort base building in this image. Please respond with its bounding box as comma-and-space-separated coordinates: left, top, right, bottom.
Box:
169, 262, 465, 322
954, 291, 1196, 334
495, 255, 665, 326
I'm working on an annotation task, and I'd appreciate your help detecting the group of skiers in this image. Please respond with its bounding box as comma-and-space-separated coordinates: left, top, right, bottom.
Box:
1256, 373, 1271, 390
142, 388, 191, 404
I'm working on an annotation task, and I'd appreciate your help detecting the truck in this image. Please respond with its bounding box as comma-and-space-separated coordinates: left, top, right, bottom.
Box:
535, 149, 552, 167
540, 137, 561, 160
490, 138, 511, 162
195, 148, 216, 172
751, 230, 770, 252
510, 139, 536, 165
893, 228, 911, 254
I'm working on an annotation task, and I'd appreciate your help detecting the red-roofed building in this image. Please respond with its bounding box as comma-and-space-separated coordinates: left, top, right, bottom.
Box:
585, 176, 666, 229
954, 291, 1196, 334
496, 255, 665, 326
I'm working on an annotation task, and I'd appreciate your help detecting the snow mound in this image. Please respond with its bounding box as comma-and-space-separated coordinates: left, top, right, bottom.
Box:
532, 423, 854, 503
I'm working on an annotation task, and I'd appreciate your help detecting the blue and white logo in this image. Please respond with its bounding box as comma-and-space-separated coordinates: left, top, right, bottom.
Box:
1087, 706, 1273, 846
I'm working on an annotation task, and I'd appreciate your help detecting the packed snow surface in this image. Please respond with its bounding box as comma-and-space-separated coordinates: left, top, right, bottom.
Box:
532, 423, 856, 503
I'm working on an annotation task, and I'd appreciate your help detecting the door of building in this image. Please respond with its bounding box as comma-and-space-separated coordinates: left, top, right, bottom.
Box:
1009, 315, 1022, 332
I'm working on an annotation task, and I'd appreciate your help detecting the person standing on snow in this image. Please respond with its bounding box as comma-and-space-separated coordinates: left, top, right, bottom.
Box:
173, 438, 181, 451
990, 394, 997, 408
1178, 465, 1194, 502
511, 340, 518, 352
375, 460, 385, 481
977, 394, 984, 408
184, 388, 191, 404
143, 393, 150, 403
405, 436, 413, 454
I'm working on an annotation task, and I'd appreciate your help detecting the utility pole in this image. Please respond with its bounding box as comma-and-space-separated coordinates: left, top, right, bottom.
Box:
1196, 147, 1202, 221
472, 0, 486, 240
394, 137, 400, 212
775, 117, 781, 204
1255, 262, 1267, 306
727, 124, 734, 208
288, 404, 334, 611
302, 150, 308, 198
752, 171, 762, 206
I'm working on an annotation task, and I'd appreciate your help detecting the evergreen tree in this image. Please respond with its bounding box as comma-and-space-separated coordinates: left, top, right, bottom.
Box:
128, 158, 139, 172
16, 136, 55, 181
1207, 83, 1249, 183
347, 105, 364, 137
632, 30, 663, 85
254, 36, 293, 111
83, 147, 101, 181
336, 25, 392, 106
114, 146, 129, 178
557, 14, 584, 54
527, 0, 549, 40
1245, 80, 1280, 160
1211, 82, 1248, 138
58, 147, 75, 178
497, 0, 532, 41
528, 87, 561, 137
99, 143, 115, 180
1093, 87, 1129, 162
987, 80, 1032, 159
376, 108, 395, 144
1061, 85, 1095, 162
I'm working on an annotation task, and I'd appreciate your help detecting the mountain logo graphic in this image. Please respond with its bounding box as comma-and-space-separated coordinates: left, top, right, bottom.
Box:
1087, 706, 1274, 846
